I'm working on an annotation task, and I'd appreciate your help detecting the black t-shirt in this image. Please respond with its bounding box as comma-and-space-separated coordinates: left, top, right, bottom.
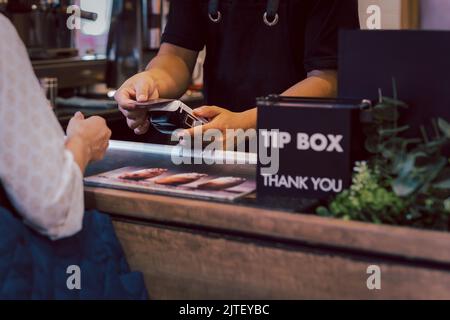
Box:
162, 0, 360, 112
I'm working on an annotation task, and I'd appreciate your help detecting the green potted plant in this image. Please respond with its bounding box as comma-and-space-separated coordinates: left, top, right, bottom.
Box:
317, 89, 450, 231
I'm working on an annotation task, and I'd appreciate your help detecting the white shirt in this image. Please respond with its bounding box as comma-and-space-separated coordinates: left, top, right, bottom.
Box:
0, 14, 84, 240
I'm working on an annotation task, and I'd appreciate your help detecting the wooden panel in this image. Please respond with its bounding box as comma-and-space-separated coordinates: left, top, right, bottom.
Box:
86, 187, 450, 265
401, 0, 420, 29
113, 221, 450, 300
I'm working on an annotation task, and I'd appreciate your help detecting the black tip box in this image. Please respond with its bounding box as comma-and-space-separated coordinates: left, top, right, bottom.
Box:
256, 95, 370, 201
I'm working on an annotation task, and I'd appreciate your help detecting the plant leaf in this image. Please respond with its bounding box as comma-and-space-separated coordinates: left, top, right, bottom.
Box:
392, 175, 422, 197
373, 104, 400, 121
365, 136, 380, 153
394, 153, 420, 177
316, 207, 331, 217
438, 118, 450, 139
378, 125, 409, 137
433, 179, 450, 190
381, 96, 408, 108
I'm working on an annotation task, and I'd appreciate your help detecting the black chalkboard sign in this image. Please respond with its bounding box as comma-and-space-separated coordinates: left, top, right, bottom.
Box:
339, 30, 450, 136
256, 96, 370, 200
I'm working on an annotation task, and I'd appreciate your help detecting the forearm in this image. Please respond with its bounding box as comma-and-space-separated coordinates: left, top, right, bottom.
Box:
239, 108, 258, 130
145, 53, 193, 98
282, 70, 338, 98
0, 14, 85, 240
236, 70, 338, 129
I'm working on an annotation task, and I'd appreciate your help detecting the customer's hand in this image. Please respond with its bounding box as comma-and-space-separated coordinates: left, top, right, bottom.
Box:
66, 112, 112, 161
115, 71, 159, 135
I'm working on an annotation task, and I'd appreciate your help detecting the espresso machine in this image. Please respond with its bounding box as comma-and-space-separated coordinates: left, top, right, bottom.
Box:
2, 0, 98, 60
1, 0, 105, 90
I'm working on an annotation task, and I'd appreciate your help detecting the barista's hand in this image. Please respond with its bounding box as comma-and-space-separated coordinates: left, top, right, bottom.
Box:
115, 71, 159, 135
182, 106, 256, 150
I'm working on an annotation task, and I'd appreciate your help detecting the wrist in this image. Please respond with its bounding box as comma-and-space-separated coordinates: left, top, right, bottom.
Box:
142, 70, 162, 97
65, 134, 91, 172
239, 108, 257, 130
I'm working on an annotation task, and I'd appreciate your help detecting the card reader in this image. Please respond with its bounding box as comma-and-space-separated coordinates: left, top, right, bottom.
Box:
134, 99, 208, 135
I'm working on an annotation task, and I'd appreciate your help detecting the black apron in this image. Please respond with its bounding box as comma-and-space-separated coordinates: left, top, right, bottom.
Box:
0, 180, 20, 218
202, 0, 309, 111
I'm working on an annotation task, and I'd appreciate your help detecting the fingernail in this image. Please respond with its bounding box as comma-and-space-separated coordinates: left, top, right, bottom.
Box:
137, 95, 147, 102
135, 121, 149, 135
176, 130, 187, 138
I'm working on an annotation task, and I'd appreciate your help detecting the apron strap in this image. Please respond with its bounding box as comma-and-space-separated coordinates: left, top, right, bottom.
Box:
208, 0, 222, 23
264, 0, 280, 26
208, 0, 280, 26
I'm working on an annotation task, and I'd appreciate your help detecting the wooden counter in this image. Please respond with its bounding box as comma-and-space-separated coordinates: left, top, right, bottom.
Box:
85, 185, 450, 300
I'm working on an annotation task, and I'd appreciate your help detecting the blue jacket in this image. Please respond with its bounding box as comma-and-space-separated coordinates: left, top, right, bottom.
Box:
0, 206, 148, 300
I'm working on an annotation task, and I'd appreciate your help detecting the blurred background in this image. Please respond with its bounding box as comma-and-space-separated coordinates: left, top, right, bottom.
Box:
0, 0, 446, 144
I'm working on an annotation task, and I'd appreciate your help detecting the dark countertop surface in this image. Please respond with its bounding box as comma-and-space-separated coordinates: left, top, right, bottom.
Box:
85, 141, 318, 214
